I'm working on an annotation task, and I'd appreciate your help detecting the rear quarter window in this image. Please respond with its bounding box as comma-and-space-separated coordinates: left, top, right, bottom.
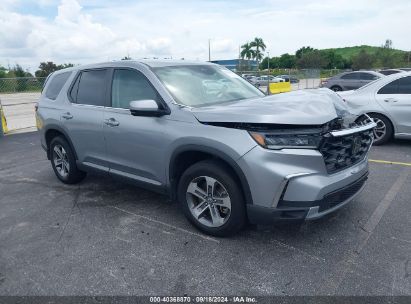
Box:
44, 72, 71, 100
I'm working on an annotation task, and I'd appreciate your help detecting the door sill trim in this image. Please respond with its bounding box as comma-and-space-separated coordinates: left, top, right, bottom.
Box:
109, 168, 162, 186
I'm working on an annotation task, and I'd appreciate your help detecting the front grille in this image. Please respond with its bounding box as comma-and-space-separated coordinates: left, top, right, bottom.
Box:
319, 128, 373, 174
318, 174, 368, 212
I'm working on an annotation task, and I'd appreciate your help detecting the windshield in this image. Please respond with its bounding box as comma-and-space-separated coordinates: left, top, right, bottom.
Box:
152, 65, 265, 107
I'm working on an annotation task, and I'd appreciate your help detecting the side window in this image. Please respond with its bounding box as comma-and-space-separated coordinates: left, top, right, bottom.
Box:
341, 73, 358, 80
69, 73, 81, 102
358, 73, 378, 80
111, 69, 160, 109
45, 72, 71, 100
398, 76, 411, 94
378, 79, 400, 94
75, 69, 108, 106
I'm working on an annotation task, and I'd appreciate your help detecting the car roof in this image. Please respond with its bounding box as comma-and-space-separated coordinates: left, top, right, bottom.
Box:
343, 70, 384, 75
354, 71, 411, 92
51, 59, 215, 76
380, 69, 403, 72
334, 70, 384, 78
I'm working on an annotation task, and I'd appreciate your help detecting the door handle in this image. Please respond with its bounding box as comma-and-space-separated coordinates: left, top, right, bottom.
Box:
61, 112, 73, 120
104, 118, 120, 127
384, 98, 397, 103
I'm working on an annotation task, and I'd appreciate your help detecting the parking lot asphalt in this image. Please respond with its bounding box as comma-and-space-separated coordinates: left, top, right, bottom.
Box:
0, 131, 410, 296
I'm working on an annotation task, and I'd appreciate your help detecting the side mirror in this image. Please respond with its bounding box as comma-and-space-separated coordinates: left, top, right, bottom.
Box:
129, 100, 169, 117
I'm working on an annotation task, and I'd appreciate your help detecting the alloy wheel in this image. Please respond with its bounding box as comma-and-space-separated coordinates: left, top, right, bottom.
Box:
53, 145, 70, 178
186, 176, 231, 228
372, 117, 386, 142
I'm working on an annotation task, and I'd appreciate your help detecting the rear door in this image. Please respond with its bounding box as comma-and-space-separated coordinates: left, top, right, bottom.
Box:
103, 68, 170, 187
375, 75, 411, 134
62, 69, 109, 170
358, 72, 379, 88
340, 72, 359, 90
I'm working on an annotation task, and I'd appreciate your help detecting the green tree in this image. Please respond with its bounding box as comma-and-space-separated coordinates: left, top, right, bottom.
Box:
0, 65, 7, 78
10, 64, 26, 77
297, 50, 326, 69
35, 61, 74, 77
35, 62, 58, 77
240, 43, 256, 70
375, 39, 395, 68
250, 37, 266, 68
240, 43, 256, 60
58, 63, 74, 69
7, 65, 32, 91
278, 53, 296, 68
320, 50, 347, 69
295, 46, 315, 59
352, 50, 374, 70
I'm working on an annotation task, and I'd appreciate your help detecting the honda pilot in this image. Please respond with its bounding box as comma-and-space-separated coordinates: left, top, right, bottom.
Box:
36, 60, 376, 236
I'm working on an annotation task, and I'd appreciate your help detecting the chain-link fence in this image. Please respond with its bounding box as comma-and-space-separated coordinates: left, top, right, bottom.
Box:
0, 77, 46, 94
235, 68, 327, 91
0, 77, 44, 134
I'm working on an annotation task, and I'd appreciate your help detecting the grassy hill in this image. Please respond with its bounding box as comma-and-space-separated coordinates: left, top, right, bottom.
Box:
323, 45, 407, 60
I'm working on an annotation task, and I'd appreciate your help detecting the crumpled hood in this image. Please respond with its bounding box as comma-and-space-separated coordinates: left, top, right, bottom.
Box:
191, 88, 355, 125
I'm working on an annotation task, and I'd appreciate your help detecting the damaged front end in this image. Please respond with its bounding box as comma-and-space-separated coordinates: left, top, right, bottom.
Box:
202, 113, 376, 174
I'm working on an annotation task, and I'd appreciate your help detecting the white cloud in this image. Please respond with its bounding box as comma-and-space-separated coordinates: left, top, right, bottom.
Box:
0, 0, 410, 72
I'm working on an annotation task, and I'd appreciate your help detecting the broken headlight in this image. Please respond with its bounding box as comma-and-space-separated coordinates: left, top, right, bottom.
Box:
249, 130, 322, 150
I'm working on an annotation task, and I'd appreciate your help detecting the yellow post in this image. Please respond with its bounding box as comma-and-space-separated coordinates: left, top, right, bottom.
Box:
0, 102, 8, 135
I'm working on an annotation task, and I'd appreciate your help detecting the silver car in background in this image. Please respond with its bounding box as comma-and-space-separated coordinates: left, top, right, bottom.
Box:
322, 71, 384, 92
339, 72, 411, 145
250, 75, 284, 87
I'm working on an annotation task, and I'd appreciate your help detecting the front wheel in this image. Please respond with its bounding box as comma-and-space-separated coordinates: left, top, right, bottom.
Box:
368, 114, 393, 145
177, 160, 246, 237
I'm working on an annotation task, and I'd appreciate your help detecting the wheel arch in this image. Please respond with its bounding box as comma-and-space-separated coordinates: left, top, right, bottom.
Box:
44, 124, 78, 160
366, 111, 396, 134
169, 145, 253, 205
330, 85, 343, 91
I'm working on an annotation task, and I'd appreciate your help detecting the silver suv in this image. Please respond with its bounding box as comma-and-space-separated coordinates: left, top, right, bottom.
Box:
36, 60, 375, 236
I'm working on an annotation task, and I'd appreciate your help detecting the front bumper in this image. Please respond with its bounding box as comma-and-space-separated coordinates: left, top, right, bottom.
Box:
247, 172, 368, 224
238, 140, 370, 224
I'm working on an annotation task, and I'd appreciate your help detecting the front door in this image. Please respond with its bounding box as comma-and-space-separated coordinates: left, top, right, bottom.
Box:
375, 75, 411, 134
103, 68, 170, 187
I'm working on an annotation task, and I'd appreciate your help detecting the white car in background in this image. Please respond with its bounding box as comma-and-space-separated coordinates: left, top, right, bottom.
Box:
338, 72, 411, 145
250, 75, 284, 87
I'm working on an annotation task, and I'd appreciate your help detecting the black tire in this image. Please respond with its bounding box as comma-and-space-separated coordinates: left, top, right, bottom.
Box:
50, 136, 86, 184
330, 85, 342, 92
177, 160, 246, 237
368, 113, 393, 145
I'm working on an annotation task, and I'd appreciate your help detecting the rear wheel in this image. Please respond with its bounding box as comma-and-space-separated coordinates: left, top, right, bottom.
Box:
177, 160, 246, 237
50, 136, 86, 184
367, 113, 393, 145
330, 85, 342, 92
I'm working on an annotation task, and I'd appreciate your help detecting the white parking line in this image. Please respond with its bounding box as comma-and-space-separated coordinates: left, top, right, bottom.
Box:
325, 167, 410, 293
360, 168, 410, 239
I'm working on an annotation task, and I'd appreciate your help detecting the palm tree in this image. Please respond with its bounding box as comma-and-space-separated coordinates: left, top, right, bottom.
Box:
240, 43, 256, 70
250, 37, 266, 69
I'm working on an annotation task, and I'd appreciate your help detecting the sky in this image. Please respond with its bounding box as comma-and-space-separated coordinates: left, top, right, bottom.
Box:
1, 0, 410, 73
